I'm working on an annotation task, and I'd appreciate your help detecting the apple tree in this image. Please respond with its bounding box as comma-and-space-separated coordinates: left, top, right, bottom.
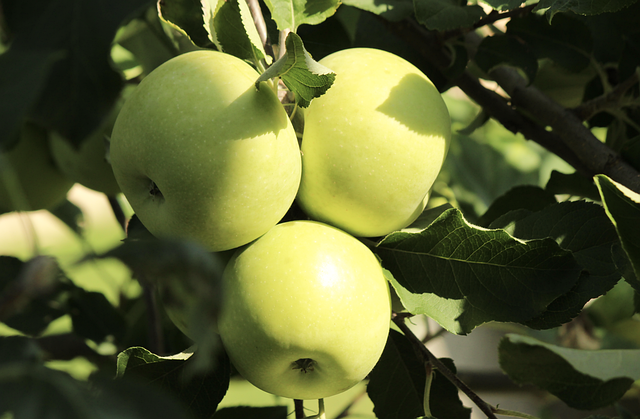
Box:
1, 0, 640, 418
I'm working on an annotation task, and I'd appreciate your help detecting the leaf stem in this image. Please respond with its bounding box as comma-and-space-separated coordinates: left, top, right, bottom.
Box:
392, 313, 499, 419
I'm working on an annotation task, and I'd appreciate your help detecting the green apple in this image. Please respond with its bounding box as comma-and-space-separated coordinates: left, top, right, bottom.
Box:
0, 122, 75, 213
48, 89, 132, 196
297, 48, 451, 237
110, 50, 301, 252
218, 220, 391, 400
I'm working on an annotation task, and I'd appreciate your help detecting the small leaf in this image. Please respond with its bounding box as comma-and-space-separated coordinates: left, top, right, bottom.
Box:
375, 208, 582, 334
595, 175, 640, 291
256, 32, 335, 108
117, 346, 230, 418
203, 0, 269, 63
499, 333, 640, 410
414, 0, 486, 31
533, 0, 640, 19
490, 201, 623, 329
545, 170, 600, 201
342, 0, 414, 22
474, 35, 538, 84
49, 199, 85, 236
479, 0, 524, 11
158, 0, 215, 48
476, 185, 557, 228
506, 13, 592, 72
263, 0, 340, 31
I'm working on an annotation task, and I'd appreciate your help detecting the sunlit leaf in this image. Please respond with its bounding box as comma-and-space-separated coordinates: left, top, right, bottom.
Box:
490, 200, 622, 328
375, 208, 582, 334
595, 175, 640, 292
263, 0, 340, 31
256, 32, 335, 107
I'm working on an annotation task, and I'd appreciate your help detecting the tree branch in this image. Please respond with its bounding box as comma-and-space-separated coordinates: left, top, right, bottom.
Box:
571, 72, 639, 122
379, 17, 640, 194
392, 314, 499, 419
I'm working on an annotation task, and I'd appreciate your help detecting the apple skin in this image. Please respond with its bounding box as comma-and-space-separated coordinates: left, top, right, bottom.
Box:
48, 89, 130, 196
110, 50, 301, 252
0, 123, 75, 213
217, 220, 391, 400
297, 48, 451, 237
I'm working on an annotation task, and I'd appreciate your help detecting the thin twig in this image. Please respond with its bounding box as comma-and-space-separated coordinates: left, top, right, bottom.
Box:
572, 72, 640, 122
392, 314, 499, 419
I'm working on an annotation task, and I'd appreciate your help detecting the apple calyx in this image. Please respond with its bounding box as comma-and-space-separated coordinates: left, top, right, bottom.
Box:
148, 180, 163, 200
292, 358, 316, 373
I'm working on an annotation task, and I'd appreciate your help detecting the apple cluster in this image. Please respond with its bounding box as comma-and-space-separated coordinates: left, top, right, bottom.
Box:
105, 47, 451, 400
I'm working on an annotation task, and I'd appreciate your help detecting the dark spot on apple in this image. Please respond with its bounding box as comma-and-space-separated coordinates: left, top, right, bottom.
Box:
292, 358, 316, 373
149, 180, 163, 200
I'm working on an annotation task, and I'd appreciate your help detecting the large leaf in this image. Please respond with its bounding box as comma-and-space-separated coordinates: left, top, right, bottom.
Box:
263, 0, 340, 31
117, 346, 230, 418
499, 333, 640, 410
490, 200, 623, 329
1, 0, 153, 146
414, 0, 486, 31
367, 330, 471, 419
375, 208, 582, 334
203, 0, 268, 63
474, 34, 538, 83
256, 32, 335, 108
595, 175, 640, 293
507, 13, 592, 72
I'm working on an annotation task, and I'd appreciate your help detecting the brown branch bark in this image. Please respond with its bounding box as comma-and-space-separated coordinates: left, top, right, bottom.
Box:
380, 17, 640, 194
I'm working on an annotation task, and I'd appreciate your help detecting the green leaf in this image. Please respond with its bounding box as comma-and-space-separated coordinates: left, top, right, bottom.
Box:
203, 0, 269, 64
595, 175, 640, 292
506, 13, 592, 72
0, 256, 70, 335
158, 0, 215, 48
375, 208, 582, 334
544, 170, 600, 201
91, 238, 225, 370
0, 49, 64, 150
414, 0, 486, 31
212, 406, 289, 419
490, 201, 622, 329
2, 0, 153, 147
263, 0, 341, 31
342, 0, 414, 22
256, 32, 335, 108
534, 0, 640, 19
117, 346, 230, 418
49, 199, 85, 236
367, 330, 427, 419
474, 35, 538, 84
479, 0, 524, 11
499, 333, 640, 410
367, 330, 471, 419
68, 289, 126, 343
476, 185, 558, 228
